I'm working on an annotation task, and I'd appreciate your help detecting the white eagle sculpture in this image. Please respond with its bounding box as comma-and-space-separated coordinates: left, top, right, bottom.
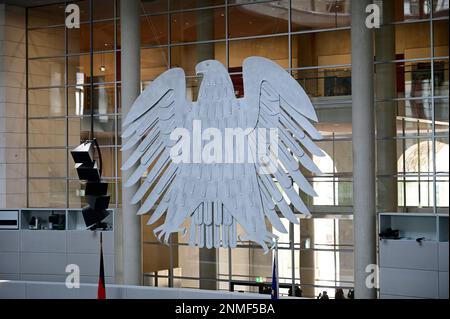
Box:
122, 57, 323, 252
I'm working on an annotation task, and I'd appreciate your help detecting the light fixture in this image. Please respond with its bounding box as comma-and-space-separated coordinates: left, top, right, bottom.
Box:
100, 65, 106, 72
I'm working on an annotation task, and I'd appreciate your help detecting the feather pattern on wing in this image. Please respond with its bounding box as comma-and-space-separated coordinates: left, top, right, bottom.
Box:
121, 57, 323, 253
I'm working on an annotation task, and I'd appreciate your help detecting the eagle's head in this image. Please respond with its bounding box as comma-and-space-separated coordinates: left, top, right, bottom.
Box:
196, 60, 235, 101
195, 60, 225, 76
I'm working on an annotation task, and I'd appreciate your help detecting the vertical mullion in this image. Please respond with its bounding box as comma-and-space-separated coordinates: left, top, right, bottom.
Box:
65, 0, 69, 208
288, 0, 291, 71
225, 0, 229, 69
89, 0, 94, 139
290, 222, 295, 296
429, 0, 437, 213
114, 0, 119, 209
333, 132, 336, 206
417, 120, 421, 206
228, 248, 232, 291
167, 0, 171, 68
402, 120, 407, 207
25, 7, 29, 207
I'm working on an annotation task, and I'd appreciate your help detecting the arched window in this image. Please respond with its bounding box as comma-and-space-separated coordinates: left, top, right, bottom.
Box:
398, 141, 449, 207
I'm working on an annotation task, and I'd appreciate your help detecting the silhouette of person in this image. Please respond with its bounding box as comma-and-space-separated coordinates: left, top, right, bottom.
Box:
335, 288, 345, 299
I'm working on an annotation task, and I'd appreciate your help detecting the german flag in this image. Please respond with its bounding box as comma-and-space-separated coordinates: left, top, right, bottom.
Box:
97, 232, 106, 299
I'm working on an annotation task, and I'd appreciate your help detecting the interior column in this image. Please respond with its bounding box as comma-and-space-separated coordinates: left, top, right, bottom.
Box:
351, 0, 377, 299
121, 0, 142, 285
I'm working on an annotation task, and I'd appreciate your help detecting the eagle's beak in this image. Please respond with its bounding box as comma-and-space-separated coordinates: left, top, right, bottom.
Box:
195, 65, 204, 75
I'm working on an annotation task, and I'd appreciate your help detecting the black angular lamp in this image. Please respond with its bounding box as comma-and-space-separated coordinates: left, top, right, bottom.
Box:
71, 139, 110, 230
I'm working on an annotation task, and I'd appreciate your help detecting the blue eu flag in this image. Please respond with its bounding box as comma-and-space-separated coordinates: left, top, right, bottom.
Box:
271, 256, 278, 300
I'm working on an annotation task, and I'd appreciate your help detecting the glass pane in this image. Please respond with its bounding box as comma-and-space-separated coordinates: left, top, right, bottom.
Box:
95, 147, 116, 177
229, 36, 289, 69
28, 27, 65, 58
93, 0, 115, 20
93, 52, 116, 82
28, 118, 66, 147
171, 8, 225, 43
434, 59, 449, 96
68, 179, 88, 208
435, 97, 449, 127
141, 0, 168, 14
94, 115, 116, 145
291, 0, 351, 32
93, 21, 115, 51
68, 23, 91, 54
170, 0, 224, 10
434, 19, 449, 57
28, 87, 66, 117
395, 0, 433, 21
177, 245, 200, 278
395, 22, 431, 59
28, 57, 65, 88
29, 179, 67, 208
228, 1, 288, 38
91, 84, 116, 114
291, 67, 351, 98
68, 85, 90, 116
68, 116, 91, 147
141, 15, 168, 46
68, 54, 91, 85
28, 4, 65, 27
171, 42, 226, 75
292, 30, 351, 68
29, 149, 66, 178
141, 47, 169, 81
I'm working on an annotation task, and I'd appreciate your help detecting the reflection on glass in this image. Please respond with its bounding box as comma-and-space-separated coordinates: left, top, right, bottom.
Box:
292, 30, 350, 68
29, 58, 65, 88
28, 3, 66, 27
291, 68, 351, 98
28, 27, 65, 58
229, 36, 288, 68
93, 22, 115, 51
68, 54, 90, 85
141, 15, 169, 46
141, 0, 168, 14
93, 0, 116, 20
171, 8, 225, 43
29, 179, 67, 208
93, 52, 116, 82
28, 118, 66, 147
291, 0, 350, 32
29, 149, 66, 178
141, 47, 169, 81
228, 1, 288, 38
434, 20, 449, 57
171, 42, 226, 75
29, 87, 66, 117
68, 23, 91, 54
92, 84, 115, 115
170, 0, 224, 10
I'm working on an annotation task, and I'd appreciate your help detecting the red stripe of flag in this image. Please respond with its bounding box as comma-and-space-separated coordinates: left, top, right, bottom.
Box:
97, 232, 106, 299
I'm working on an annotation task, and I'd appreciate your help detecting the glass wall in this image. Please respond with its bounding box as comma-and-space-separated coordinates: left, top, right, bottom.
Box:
27, 0, 119, 209
26, 0, 448, 298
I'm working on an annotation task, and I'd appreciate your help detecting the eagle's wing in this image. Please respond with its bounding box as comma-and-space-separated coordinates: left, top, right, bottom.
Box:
241, 56, 323, 230
121, 68, 189, 223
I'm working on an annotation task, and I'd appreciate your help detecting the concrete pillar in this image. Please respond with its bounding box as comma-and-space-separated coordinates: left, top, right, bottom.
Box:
351, 0, 377, 299
121, 0, 141, 285
375, 0, 398, 213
